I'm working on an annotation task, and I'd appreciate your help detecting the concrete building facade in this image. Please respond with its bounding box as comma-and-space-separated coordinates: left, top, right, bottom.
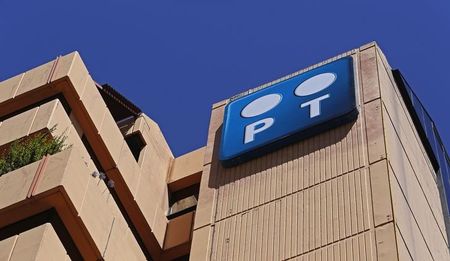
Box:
0, 42, 448, 260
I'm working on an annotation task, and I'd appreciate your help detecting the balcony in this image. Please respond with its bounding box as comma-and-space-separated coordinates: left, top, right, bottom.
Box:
0, 147, 145, 260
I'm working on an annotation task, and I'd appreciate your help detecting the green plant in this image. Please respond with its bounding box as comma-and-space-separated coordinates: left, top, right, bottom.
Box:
0, 126, 70, 176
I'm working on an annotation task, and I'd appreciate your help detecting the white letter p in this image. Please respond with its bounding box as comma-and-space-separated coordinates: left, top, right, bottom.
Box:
244, 118, 274, 144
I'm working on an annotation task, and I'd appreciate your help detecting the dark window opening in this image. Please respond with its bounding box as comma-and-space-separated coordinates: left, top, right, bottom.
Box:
125, 132, 146, 161
167, 184, 200, 219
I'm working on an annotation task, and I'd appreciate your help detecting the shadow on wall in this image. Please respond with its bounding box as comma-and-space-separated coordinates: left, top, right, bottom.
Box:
208, 120, 355, 189
0, 209, 82, 260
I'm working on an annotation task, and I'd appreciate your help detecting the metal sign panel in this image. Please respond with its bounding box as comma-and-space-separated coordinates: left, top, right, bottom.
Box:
220, 57, 358, 167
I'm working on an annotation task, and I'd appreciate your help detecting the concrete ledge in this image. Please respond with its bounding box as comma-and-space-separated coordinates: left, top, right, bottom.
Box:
168, 147, 204, 192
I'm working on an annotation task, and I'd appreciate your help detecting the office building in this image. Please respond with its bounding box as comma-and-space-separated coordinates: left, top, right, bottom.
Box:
0, 42, 448, 260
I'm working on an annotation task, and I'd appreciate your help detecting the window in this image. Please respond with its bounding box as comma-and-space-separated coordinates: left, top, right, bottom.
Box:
125, 133, 146, 161
167, 184, 200, 219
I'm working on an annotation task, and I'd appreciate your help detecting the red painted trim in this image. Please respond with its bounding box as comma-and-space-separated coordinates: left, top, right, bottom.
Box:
47, 56, 60, 84
27, 155, 49, 198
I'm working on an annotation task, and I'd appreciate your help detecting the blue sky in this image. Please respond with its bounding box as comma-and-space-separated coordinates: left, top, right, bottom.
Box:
1, 0, 449, 156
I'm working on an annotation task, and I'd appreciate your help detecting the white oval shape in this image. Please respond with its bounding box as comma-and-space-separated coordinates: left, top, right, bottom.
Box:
241, 93, 282, 118
294, 72, 336, 96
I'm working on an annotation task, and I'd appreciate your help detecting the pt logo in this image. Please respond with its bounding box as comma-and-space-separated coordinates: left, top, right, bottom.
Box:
242, 72, 335, 144
220, 57, 358, 167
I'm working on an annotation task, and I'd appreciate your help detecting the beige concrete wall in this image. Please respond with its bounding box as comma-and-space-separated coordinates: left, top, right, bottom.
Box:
42, 149, 146, 261
191, 42, 450, 260
132, 114, 174, 246
377, 46, 449, 260
0, 52, 179, 258
0, 147, 147, 260
0, 96, 147, 259
0, 223, 69, 261
169, 146, 204, 184
0, 160, 41, 214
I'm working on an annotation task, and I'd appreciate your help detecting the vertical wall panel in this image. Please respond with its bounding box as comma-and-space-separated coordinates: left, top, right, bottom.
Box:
209, 169, 371, 260
214, 120, 365, 223
360, 46, 380, 103
378, 58, 447, 235
378, 46, 450, 261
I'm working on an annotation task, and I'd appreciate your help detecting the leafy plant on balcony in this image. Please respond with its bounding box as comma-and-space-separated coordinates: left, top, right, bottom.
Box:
0, 126, 70, 176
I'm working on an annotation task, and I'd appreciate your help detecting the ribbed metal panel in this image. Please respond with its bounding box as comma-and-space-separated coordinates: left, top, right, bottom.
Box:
214, 119, 366, 222
209, 117, 371, 260
211, 167, 373, 260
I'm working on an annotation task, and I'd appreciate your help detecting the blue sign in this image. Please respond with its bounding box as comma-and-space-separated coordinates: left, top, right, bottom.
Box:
220, 57, 358, 167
